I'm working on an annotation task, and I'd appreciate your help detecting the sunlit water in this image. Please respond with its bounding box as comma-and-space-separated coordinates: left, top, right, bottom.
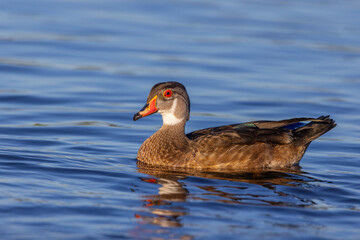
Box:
1, 0, 360, 239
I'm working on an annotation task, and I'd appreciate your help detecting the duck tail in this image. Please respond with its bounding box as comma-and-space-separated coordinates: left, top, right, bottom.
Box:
293, 115, 336, 146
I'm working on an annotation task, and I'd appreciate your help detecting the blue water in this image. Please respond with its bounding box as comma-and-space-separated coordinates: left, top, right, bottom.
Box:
1, 0, 360, 239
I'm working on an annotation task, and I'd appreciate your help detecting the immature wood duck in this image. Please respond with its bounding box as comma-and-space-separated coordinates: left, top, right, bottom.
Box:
133, 82, 336, 170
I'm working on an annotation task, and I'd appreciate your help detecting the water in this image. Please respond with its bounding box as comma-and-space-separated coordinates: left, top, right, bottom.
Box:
1, 0, 360, 239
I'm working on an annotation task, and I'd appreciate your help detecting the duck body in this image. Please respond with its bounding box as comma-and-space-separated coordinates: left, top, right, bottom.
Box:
134, 82, 336, 170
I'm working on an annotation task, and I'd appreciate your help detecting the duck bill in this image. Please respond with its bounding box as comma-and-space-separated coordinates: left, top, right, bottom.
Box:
133, 95, 158, 121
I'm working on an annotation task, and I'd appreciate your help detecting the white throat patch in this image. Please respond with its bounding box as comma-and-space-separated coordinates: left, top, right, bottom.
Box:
159, 98, 185, 125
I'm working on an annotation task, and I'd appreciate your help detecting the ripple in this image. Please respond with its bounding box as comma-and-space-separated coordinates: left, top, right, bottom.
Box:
1, 0, 360, 239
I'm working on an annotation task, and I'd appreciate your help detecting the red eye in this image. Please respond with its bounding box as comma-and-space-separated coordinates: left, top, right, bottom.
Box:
163, 89, 173, 98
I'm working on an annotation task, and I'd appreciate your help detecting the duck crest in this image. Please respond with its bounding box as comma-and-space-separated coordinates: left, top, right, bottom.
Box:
133, 81, 336, 170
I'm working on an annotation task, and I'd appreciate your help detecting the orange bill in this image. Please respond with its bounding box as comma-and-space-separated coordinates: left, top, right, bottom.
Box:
133, 95, 158, 121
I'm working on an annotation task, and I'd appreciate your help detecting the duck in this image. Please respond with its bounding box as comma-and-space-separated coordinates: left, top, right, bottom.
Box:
133, 81, 336, 170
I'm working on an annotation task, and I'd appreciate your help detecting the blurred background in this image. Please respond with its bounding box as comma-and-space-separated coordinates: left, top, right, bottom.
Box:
1, 0, 360, 239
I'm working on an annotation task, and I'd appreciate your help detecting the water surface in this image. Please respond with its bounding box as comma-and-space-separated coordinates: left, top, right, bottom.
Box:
1, 0, 360, 239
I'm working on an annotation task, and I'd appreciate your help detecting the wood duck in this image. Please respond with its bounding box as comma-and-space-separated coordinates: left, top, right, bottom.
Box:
133, 82, 336, 170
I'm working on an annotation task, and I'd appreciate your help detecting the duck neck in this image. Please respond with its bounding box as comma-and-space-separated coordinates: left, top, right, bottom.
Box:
159, 120, 188, 148
137, 119, 189, 166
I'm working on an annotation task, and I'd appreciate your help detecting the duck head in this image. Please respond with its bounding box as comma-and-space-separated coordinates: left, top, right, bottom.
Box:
133, 82, 191, 125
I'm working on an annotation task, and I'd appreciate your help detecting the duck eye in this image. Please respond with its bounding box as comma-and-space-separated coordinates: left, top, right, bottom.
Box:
163, 89, 173, 98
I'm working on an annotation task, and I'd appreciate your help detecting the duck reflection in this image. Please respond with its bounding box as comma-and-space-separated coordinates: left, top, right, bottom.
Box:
135, 163, 321, 231
135, 169, 188, 229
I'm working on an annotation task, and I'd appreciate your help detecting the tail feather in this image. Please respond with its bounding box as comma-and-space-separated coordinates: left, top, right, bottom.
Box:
293, 115, 336, 145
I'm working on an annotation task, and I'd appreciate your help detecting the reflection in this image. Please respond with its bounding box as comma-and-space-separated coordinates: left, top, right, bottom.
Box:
135, 171, 188, 229
134, 163, 322, 238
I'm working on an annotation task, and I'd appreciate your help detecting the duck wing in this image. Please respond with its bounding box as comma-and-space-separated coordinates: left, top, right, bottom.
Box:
186, 116, 335, 146
187, 122, 293, 146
